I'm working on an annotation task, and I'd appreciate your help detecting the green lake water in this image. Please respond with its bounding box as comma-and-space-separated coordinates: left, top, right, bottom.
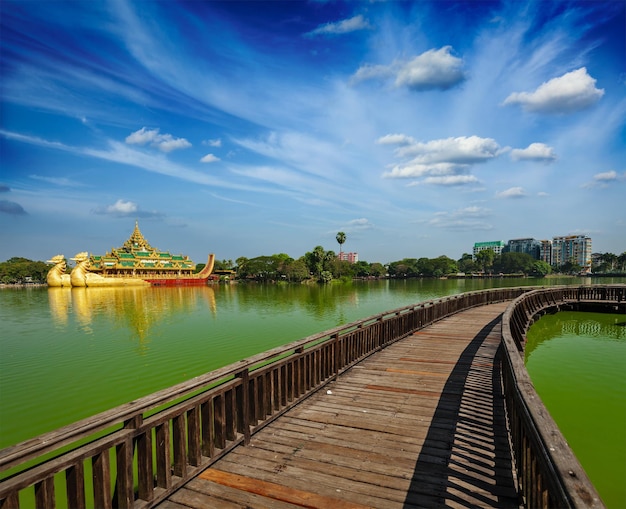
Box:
1, 277, 625, 502
525, 311, 626, 508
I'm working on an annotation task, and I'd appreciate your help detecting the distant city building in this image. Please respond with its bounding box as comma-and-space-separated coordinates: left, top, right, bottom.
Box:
506, 238, 541, 259
337, 252, 359, 264
472, 235, 592, 272
538, 240, 552, 264
551, 235, 592, 271
473, 241, 505, 259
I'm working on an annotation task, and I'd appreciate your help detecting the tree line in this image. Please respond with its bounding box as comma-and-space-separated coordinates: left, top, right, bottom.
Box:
2, 249, 626, 285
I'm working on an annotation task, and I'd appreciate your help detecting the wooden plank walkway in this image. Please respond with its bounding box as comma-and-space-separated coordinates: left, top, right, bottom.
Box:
157, 302, 522, 509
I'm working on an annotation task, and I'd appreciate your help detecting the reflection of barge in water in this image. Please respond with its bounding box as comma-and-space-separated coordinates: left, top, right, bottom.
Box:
46, 222, 215, 287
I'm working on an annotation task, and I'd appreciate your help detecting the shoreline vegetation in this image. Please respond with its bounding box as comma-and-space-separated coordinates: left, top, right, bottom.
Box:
1, 248, 625, 286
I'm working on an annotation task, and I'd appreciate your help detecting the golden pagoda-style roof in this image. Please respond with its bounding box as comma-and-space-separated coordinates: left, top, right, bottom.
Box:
89, 222, 196, 272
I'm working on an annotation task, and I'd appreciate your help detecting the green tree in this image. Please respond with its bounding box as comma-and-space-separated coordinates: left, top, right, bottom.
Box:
284, 258, 309, 282
458, 253, 479, 274
304, 246, 326, 278
475, 249, 495, 273
531, 260, 552, 276
336, 232, 346, 255
0, 257, 50, 284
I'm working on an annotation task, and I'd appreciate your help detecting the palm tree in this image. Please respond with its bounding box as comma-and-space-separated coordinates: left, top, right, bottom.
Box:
336, 232, 346, 256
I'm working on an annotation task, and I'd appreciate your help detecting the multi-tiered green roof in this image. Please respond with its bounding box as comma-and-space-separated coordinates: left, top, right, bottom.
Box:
89, 222, 196, 276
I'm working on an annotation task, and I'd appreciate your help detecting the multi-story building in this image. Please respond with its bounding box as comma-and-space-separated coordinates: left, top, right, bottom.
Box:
538, 240, 552, 264
337, 252, 359, 264
506, 238, 541, 259
473, 241, 505, 259
551, 235, 592, 271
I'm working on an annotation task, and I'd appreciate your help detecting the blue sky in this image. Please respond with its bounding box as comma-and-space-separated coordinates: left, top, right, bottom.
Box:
1, 0, 624, 265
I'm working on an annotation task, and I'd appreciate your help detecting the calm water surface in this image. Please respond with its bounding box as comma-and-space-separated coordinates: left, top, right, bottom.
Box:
526, 311, 626, 508
1, 277, 624, 492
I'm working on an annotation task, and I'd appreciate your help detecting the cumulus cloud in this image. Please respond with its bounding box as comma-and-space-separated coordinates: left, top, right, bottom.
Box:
380, 134, 500, 186
395, 47, 466, 91
200, 153, 220, 163
92, 199, 163, 218
503, 68, 604, 114
353, 47, 466, 91
510, 143, 556, 162
306, 14, 372, 36
125, 127, 191, 152
496, 187, 527, 199
427, 206, 493, 230
0, 200, 27, 215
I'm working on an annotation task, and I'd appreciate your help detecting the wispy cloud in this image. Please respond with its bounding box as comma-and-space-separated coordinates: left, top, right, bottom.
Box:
503, 68, 604, 114
496, 187, 527, 199
426, 206, 493, 230
203, 138, 222, 148
29, 175, 86, 187
581, 170, 625, 189
305, 14, 372, 37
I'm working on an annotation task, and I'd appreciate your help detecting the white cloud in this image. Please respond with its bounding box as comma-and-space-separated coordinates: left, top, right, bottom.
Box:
594, 170, 618, 182
29, 174, 86, 187
204, 138, 222, 147
421, 175, 480, 186
376, 133, 416, 146
92, 199, 163, 218
395, 47, 466, 91
353, 47, 466, 91
200, 153, 220, 163
510, 143, 556, 162
581, 170, 624, 189
347, 218, 374, 230
496, 187, 527, 199
503, 67, 604, 114
381, 135, 498, 186
396, 136, 500, 164
306, 14, 372, 36
125, 127, 191, 152
351, 64, 394, 84
107, 199, 137, 214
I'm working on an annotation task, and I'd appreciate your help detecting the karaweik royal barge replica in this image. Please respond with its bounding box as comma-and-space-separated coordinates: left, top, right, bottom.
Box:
46, 222, 215, 287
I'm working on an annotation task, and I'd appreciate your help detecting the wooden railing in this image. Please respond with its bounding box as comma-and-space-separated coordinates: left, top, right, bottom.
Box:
501, 284, 625, 509
0, 287, 528, 509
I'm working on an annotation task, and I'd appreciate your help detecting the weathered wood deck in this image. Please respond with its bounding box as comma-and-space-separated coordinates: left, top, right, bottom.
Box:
158, 302, 521, 509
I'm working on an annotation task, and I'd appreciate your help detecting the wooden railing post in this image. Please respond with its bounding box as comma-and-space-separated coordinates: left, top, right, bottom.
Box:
236, 369, 251, 445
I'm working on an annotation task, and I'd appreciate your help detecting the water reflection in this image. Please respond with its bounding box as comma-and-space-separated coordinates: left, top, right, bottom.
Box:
525, 311, 626, 360
48, 286, 217, 349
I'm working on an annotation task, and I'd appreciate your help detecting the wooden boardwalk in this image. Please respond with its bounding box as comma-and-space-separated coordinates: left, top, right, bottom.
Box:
157, 302, 521, 509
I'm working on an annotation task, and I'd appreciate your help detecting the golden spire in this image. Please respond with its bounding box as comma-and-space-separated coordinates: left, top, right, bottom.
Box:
124, 221, 152, 251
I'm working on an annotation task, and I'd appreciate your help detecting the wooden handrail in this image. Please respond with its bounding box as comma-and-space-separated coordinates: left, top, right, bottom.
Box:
0, 287, 529, 509
501, 284, 625, 508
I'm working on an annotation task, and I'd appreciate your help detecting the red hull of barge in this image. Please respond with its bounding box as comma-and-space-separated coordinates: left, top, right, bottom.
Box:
144, 277, 213, 287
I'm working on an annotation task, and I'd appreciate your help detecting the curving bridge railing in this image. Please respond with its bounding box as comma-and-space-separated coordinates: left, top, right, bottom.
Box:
1, 285, 623, 508
0, 287, 528, 509
501, 284, 625, 509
